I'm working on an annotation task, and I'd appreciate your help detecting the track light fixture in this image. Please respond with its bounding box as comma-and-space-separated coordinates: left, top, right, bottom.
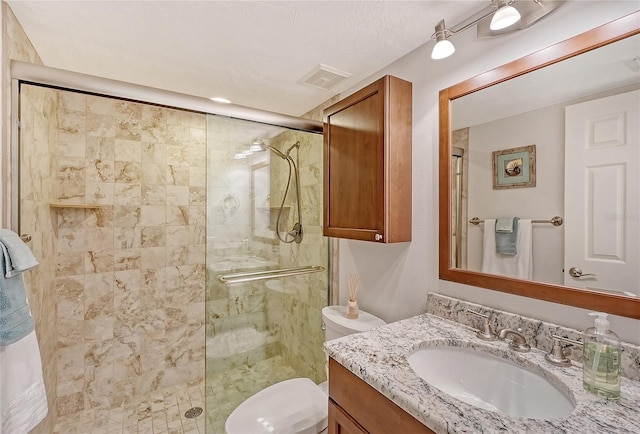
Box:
430, 0, 549, 60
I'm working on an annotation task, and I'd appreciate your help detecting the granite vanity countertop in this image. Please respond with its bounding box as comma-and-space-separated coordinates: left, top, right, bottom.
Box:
323, 313, 640, 434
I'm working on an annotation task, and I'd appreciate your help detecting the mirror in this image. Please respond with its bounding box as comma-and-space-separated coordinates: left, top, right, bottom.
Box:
439, 12, 640, 319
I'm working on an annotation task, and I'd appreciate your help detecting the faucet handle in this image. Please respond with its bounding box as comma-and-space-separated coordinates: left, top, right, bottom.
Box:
466, 310, 497, 341
545, 335, 583, 367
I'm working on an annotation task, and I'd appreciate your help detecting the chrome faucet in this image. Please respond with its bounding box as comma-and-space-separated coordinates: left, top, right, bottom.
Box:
497, 328, 531, 352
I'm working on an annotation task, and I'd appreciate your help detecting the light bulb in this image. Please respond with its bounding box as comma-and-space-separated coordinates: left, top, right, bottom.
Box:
431, 39, 456, 60
490, 3, 521, 30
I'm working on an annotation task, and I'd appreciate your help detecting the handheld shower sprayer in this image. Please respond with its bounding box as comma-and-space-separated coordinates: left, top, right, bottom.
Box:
267, 142, 303, 244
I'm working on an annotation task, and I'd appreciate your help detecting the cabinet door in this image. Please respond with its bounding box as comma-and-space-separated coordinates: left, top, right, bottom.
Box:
323, 75, 412, 243
324, 79, 385, 241
328, 399, 369, 434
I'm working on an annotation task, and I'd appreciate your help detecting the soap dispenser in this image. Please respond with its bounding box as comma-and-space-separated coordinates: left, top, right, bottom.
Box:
582, 312, 621, 400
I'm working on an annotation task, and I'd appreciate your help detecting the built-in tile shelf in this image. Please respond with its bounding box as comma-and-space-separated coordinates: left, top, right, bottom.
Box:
49, 203, 103, 209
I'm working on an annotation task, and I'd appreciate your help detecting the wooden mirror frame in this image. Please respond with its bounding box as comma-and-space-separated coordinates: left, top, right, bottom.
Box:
439, 11, 640, 319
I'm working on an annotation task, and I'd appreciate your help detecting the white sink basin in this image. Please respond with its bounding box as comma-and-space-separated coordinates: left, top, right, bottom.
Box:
407, 345, 575, 419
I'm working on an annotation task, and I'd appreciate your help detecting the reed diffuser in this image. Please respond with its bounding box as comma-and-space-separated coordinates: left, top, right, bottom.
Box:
346, 273, 360, 319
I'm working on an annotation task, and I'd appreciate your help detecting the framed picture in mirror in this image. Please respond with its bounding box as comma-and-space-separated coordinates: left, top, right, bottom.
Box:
492, 144, 536, 189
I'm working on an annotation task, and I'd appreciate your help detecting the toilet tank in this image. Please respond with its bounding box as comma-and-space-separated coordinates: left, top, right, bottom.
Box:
321, 305, 386, 341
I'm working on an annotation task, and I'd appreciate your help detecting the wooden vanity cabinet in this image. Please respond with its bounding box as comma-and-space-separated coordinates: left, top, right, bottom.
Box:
328, 358, 434, 434
323, 75, 412, 243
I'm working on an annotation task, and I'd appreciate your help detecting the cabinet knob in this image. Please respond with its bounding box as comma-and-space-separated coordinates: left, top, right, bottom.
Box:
375, 234, 383, 241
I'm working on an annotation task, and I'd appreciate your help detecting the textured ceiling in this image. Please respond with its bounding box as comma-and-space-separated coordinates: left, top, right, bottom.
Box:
7, 0, 485, 116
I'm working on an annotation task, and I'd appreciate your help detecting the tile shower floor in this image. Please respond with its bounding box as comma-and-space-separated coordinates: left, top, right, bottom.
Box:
52, 355, 299, 434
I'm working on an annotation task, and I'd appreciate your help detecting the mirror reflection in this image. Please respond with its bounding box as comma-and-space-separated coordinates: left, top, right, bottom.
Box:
450, 33, 640, 298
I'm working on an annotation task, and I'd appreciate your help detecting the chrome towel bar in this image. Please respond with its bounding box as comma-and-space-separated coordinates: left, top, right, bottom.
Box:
217, 265, 325, 285
469, 216, 563, 226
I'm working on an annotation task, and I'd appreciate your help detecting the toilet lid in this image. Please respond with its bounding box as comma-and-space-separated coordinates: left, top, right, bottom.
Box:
225, 378, 328, 434
322, 305, 386, 335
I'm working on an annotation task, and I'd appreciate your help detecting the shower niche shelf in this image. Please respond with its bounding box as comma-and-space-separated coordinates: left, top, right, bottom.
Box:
323, 74, 412, 243
49, 203, 103, 209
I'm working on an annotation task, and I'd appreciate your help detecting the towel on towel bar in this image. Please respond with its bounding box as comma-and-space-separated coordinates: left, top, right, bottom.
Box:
482, 219, 533, 279
0, 229, 39, 277
0, 229, 38, 346
495, 217, 519, 255
495, 217, 516, 233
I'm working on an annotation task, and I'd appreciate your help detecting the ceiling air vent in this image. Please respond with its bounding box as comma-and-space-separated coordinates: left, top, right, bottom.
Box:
299, 64, 352, 90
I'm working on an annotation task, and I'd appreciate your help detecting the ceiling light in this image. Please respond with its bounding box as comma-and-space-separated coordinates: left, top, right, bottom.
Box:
431, 20, 455, 60
490, 0, 521, 31
249, 145, 264, 152
211, 97, 231, 104
430, 0, 555, 61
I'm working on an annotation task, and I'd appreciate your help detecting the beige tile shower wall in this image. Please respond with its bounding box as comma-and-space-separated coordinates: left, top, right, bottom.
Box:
19, 84, 59, 434
2, 3, 45, 228
52, 91, 206, 416
270, 130, 328, 383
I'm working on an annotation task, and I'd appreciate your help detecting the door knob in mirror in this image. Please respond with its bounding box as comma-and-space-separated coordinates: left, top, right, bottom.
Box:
568, 267, 596, 278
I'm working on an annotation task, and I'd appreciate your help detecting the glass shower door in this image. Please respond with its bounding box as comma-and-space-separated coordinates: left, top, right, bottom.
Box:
204, 115, 328, 432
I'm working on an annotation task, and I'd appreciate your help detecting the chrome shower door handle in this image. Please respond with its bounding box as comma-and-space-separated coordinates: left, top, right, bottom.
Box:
568, 267, 596, 278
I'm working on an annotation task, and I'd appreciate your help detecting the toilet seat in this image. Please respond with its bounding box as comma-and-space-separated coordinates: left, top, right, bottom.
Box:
225, 378, 328, 434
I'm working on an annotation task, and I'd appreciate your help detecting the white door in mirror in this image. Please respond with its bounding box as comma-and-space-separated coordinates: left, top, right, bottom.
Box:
564, 90, 640, 296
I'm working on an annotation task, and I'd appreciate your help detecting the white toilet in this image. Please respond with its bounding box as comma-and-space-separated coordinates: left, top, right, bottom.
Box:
224, 305, 386, 434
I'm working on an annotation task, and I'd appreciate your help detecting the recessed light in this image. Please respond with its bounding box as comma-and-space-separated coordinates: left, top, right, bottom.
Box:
210, 97, 231, 104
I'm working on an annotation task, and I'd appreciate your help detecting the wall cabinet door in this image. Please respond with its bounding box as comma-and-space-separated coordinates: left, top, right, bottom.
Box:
323, 75, 412, 243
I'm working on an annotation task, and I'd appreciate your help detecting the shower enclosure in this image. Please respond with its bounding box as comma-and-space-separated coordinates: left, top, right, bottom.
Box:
13, 65, 328, 433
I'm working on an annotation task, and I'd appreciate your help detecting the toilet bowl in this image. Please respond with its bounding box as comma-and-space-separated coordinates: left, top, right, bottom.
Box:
224, 305, 386, 434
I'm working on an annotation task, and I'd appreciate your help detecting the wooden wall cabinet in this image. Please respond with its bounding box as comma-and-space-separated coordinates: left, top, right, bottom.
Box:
328, 358, 434, 434
323, 75, 412, 243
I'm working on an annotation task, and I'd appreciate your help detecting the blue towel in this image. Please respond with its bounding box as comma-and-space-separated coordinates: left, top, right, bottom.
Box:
495, 217, 519, 256
0, 229, 39, 277
0, 229, 38, 345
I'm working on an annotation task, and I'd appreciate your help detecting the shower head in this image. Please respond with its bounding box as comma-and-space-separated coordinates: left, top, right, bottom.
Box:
285, 141, 300, 156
